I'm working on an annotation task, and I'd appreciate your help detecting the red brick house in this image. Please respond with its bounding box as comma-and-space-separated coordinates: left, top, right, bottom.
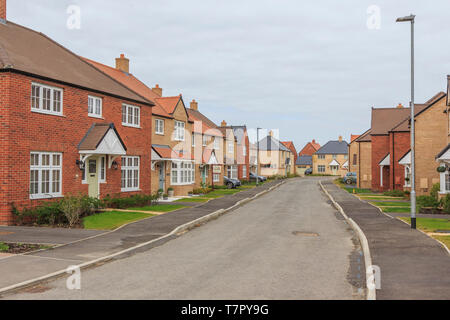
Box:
0, 16, 154, 224
298, 140, 320, 157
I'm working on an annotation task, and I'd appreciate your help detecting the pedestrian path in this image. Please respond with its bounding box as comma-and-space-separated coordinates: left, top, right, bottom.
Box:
322, 180, 450, 300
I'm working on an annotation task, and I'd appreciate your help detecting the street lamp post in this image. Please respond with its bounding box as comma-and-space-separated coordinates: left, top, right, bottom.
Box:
256, 128, 262, 186
396, 14, 416, 229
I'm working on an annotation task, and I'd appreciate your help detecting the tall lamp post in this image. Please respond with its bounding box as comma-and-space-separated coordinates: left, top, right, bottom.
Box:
396, 14, 416, 229
256, 128, 262, 186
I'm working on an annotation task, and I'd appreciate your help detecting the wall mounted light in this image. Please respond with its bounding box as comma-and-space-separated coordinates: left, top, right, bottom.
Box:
111, 160, 119, 170
76, 159, 85, 171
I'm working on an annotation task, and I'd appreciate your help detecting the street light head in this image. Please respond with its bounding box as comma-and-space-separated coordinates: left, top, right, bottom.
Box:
396, 14, 415, 23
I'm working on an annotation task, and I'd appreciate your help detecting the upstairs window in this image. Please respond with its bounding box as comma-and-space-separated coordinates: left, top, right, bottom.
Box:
155, 119, 164, 135
353, 154, 357, 165
88, 96, 102, 118
122, 104, 140, 128
213, 137, 220, 150
228, 140, 234, 154
318, 154, 325, 160
31, 83, 63, 116
174, 121, 185, 141
203, 135, 208, 146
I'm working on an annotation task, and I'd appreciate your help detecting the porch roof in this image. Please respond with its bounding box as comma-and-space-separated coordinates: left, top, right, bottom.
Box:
78, 123, 126, 155
398, 150, 411, 165
152, 144, 192, 161
329, 159, 340, 166
436, 144, 450, 161
379, 153, 390, 166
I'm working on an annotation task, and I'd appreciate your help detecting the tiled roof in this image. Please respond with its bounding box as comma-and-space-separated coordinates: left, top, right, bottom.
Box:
298, 140, 321, 156
350, 135, 360, 143
355, 129, 372, 142
315, 140, 349, 155
0, 21, 152, 105
258, 136, 291, 151
296, 155, 312, 166
78, 123, 126, 151
82, 57, 171, 118
371, 107, 411, 135
155, 96, 182, 115
187, 108, 222, 137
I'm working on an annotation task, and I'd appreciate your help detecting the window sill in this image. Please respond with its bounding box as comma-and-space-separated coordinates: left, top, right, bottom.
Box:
31, 109, 64, 117
156, 132, 165, 136
122, 123, 141, 129
30, 194, 63, 200
88, 114, 103, 119
121, 189, 141, 193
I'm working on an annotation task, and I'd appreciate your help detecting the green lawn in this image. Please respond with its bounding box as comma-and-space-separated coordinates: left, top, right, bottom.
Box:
344, 188, 374, 194
382, 207, 411, 213
359, 196, 405, 201
175, 197, 209, 203
399, 217, 450, 233
83, 211, 154, 230
128, 204, 186, 212
434, 235, 450, 248
371, 201, 410, 207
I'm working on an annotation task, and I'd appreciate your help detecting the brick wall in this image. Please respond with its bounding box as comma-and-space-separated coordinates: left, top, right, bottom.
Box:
371, 135, 389, 191
389, 131, 410, 190
0, 72, 152, 225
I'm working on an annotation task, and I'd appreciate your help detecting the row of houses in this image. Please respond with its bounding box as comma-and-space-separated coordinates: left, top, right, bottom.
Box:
0, 2, 297, 225
349, 76, 450, 197
295, 137, 349, 177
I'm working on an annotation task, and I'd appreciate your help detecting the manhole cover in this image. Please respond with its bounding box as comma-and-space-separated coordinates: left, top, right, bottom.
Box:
292, 231, 319, 237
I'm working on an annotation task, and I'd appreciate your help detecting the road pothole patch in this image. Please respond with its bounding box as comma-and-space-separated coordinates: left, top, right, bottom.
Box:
292, 231, 319, 237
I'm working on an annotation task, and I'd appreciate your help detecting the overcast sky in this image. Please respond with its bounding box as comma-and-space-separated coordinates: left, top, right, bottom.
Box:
8, 0, 450, 150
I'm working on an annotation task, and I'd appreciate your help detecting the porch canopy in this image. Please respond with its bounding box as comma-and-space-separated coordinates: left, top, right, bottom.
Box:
378, 153, 390, 186
78, 123, 127, 168
399, 150, 411, 165
203, 149, 218, 165
329, 159, 340, 167
436, 144, 450, 163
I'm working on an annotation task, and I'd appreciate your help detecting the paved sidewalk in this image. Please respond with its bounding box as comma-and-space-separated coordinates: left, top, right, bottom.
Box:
0, 180, 281, 291
322, 180, 450, 300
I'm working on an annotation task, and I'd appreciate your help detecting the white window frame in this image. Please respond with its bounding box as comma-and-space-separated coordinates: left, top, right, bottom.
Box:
88, 95, 103, 118
171, 161, 195, 185
203, 135, 208, 146
227, 165, 238, 179
318, 154, 325, 160
30, 152, 62, 199
243, 145, 247, 156
192, 134, 196, 147
122, 104, 140, 128
31, 83, 63, 116
228, 140, 234, 154
213, 173, 220, 182
121, 156, 140, 191
155, 119, 164, 135
213, 137, 220, 150
318, 165, 326, 173
174, 121, 185, 141
242, 165, 247, 178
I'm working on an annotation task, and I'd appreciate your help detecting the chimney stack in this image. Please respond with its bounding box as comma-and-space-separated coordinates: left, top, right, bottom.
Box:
269, 130, 274, 137
396, 103, 404, 109
190, 99, 198, 110
152, 84, 162, 97
0, 0, 6, 21
221, 120, 227, 127
338, 135, 343, 142
115, 54, 130, 73
312, 139, 316, 143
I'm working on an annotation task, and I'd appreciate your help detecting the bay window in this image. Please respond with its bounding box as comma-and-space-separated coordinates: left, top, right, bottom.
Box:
171, 161, 195, 185
30, 152, 62, 199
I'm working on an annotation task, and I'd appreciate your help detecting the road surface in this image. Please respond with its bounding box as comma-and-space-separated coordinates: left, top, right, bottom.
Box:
5, 178, 364, 300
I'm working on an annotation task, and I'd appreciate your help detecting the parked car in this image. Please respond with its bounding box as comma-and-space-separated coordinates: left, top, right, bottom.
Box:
304, 168, 313, 175
249, 172, 267, 182
224, 176, 242, 189
343, 172, 357, 185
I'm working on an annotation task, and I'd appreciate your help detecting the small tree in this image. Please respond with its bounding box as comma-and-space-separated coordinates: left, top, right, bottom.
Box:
59, 195, 83, 227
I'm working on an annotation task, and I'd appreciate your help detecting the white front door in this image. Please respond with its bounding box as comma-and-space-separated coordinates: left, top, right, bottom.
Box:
87, 157, 99, 198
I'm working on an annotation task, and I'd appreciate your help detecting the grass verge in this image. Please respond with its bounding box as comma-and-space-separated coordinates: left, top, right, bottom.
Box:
128, 204, 186, 212
371, 201, 410, 207
381, 207, 411, 213
399, 217, 450, 233
83, 211, 154, 230
433, 235, 450, 249
175, 197, 209, 203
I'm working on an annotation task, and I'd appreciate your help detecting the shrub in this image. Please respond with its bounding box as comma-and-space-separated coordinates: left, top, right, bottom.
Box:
442, 194, 450, 214
102, 193, 158, 209
430, 183, 440, 201
383, 190, 405, 197
59, 196, 84, 227
417, 195, 439, 209
193, 187, 212, 194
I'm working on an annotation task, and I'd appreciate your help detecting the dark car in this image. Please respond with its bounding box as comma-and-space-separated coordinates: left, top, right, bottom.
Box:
343, 172, 357, 185
249, 172, 267, 182
304, 168, 313, 175
224, 176, 241, 189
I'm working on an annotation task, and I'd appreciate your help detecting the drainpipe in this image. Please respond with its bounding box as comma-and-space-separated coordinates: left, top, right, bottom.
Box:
392, 132, 395, 190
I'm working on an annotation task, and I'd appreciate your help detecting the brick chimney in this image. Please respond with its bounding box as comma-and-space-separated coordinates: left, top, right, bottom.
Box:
0, 0, 6, 21
269, 130, 274, 137
115, 54, 129, 73
338, 135, 343, 142
312, 139, 316, 144
152, 84, 162, 97
190, 99, 198, 110
396, 103, 404, 108
221, 120, 227, 127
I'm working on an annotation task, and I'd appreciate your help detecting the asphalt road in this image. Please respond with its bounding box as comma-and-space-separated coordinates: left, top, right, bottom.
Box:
6, 178, 364, 300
